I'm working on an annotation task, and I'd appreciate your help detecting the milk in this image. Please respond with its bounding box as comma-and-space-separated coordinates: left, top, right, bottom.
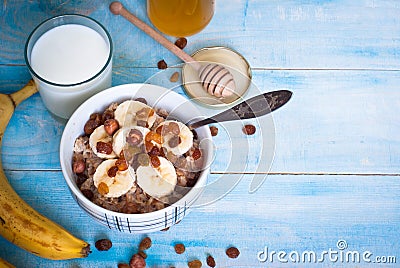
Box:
31, 24, 109, 85
26, 17, 113, 119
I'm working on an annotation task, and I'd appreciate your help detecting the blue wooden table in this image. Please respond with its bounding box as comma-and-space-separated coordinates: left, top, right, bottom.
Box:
1, 0, 400, 267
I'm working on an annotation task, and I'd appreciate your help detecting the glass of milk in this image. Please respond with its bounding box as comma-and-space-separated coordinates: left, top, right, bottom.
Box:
25, 14, 113, 119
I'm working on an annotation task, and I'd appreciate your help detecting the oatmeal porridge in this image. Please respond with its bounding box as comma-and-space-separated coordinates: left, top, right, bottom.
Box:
72, 98, 204, 213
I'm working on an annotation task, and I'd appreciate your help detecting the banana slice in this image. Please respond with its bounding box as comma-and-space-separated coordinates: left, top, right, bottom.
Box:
114, 100, 157, 128
89, 125, 117, 159
136, 157, 177, 198
112, 126, 149, 156
157, 120, 193, 155
93, 159, 136, 198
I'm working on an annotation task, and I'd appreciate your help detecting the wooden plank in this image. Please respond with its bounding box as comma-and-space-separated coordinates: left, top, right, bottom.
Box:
0, 171, 398, 267
1, 66, 400, 175
1, 0, 399, 70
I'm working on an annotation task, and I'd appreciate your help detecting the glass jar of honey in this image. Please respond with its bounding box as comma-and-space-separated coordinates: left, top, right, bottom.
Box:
147, 0, 215, 37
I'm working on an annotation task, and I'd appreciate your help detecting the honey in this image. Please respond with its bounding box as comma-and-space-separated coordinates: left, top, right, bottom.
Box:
147, 0, 214, 37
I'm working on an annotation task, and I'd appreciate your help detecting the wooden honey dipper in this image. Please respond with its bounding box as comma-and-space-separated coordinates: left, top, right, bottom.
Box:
110, 1, 236, 98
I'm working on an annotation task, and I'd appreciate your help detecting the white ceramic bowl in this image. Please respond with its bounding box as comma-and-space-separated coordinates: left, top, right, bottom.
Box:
60, 83, 213, 233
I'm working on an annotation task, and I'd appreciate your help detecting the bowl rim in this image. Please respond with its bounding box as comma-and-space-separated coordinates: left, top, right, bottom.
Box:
60, 83, 213, 219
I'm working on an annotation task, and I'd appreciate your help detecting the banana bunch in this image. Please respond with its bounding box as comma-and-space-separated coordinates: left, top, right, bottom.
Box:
0, 80, 90, 261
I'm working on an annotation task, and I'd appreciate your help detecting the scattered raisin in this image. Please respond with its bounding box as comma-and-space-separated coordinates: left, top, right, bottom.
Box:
138, 251, 147, 259
174, 243, 185, 254
97, 182, 109, 195
170, 71, 179, 82
96, 141, 113, 154
150, 155, 161, 168
139, 237, 152, 251
209, 126, 218, 137
174, 37, 187, 49
243, 124, 256, 135
226, 247, 240, 258
129, 253, 146, 268
206, 255, 216, 267
73, 159, 85, 174
188, 259, 202, 268
127, 129, 143, 146
95, 238, 112, 251
104, 119, 119, 135
107, 165, 118, 177
157, 59, 168, 69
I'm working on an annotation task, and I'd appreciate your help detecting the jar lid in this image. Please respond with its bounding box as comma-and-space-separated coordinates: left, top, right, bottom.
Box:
182, 46, 252, 108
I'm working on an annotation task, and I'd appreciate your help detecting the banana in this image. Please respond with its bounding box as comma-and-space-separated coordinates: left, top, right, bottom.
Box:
157, 120, 193, 155
112, 126, 149, 156
89, 125, 117, 158
0, 257, 15, 268
114, 100, 157, 128
136, 156, 177, 198
93, 159, 136, 198
0, 80, 90, 260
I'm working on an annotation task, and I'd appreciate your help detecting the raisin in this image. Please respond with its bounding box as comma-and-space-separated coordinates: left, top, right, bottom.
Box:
170, 71, 179, 82
73, 159, 85, 174
168, 122, 180, 135
102, 110, 114, 122
97, 182, 109, 195
138, 251, 147, 259
174, 37, 187, 49
174, 243, 185, 254
192, 148, 202, 160
226, 247, 240, 258
84, 119, 100, 135
168, 135, 181, 148
243, 124, 256, 135
96, 141, 113, 154
118, 264, 130, 268
137, 153, 150, 166
157, 59, 167, 69
155, 125, 164, 135
150, 155, 161, 168
107, 166, 118, 177
206, 255, 216, 267
139, 237, 152, 251
81, 189, 94, 201
136, 107, 150, 119
116, 158, 128, 171
145, 141, 153, 153
209, 126, 218, 136
149, 146, 160, 156
127, 129, 143, 146
188, 259, 202, 268
90, 112, 103, 122
130, 253, 146, 268
136, 120, 148, 128
104, 119, 119, 135
135, 97, 147, 104
95, 238, 112, 251
145, 131, 162, 144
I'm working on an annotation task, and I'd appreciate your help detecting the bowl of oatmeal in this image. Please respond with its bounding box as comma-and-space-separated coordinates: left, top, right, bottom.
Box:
60, 83, 213, 233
